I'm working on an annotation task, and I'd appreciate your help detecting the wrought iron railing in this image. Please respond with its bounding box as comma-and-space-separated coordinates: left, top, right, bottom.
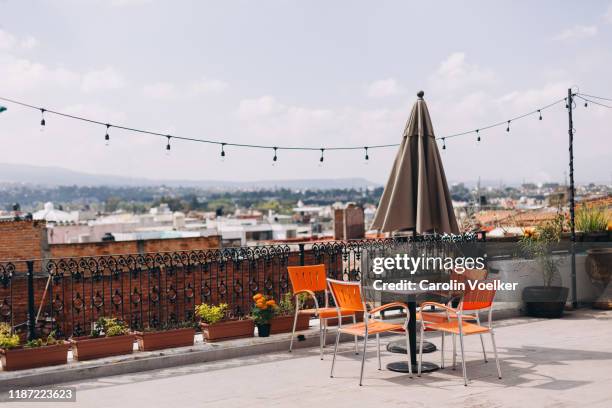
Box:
0, 233, 482, 339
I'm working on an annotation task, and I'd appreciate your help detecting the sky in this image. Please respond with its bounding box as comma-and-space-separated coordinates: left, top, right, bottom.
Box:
0, 0, 611, 185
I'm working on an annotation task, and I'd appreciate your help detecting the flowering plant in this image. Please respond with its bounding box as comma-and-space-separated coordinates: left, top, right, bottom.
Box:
251, 293, 277, 325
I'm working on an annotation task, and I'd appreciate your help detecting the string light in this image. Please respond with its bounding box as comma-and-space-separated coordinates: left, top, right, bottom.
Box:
165, 135, 171, 155
319, 148, 325, 166
105, 124, 110, 146
584, 101, 588, 107
39, 108, 46, 131
272, 147, 278, 165
442, 138, 446, 150
0, 94, 573, 160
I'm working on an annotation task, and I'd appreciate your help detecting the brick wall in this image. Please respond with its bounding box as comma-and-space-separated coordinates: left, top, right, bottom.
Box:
0, 220, 47, 261
49, 236, 221, 258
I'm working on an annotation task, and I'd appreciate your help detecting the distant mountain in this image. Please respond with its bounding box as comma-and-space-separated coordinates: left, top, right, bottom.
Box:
0, 163, 380, 190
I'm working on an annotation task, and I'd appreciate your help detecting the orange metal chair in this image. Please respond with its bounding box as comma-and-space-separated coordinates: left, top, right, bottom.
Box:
327, 278, 413, 386
417, 280, 502, 386
417, 268, 490, 368
287, 265, 358, 359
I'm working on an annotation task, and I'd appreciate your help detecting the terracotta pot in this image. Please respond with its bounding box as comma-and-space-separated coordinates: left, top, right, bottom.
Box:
0, 341, 70, 371
200, 319, 254, 342
135, 328, 195, 351
270, 314, 310, 334
325, 311, 364, 327
70, 334, 135, 361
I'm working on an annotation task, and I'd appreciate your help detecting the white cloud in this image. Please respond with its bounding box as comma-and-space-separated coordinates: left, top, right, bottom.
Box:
0, 30, 38, 50
20, 36, 39, 49
81, 67, 126, 92
553, 25, 597, 41
429, 52, 497, 94
604, 4, 612, 23
192, 77, 228, 93
0, 54, 80, 93
366, 78, 402, 98
0, 30, 16, 49
143, 82, 177, 99
237, 96, 285, 119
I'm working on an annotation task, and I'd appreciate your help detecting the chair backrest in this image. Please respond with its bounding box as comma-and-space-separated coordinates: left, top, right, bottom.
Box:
460, 279, 497, 311
288, 264, 328, 293
450, 268, 488, 283
327, 279, 365, 312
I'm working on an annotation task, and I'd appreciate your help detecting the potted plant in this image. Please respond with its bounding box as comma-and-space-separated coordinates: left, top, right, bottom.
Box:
251, 293, 277, 337
576, 205, 611, 242
70, 317, 134, 361
0, 324, 70, 371
134, 321, 196, 351
520, 214, 569, 318
269, 292, 310, 334
195, 303, 254, 342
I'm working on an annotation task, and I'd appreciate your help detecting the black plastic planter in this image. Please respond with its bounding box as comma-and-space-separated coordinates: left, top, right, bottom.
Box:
257, 324, 271, 337
522, 286, 569, 318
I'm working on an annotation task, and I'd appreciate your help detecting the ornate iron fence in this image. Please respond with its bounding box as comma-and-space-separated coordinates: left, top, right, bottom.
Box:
0, 233, 482, 339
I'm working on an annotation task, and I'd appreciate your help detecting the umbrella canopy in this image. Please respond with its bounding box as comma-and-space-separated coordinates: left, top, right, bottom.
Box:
371, 91, 459, 234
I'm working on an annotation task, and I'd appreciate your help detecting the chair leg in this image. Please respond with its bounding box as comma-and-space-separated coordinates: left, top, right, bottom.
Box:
330, 330, 340, 378
476, 315, 488, 363
441, 331, 445, 369
359, 334, 368, 386
405, 330, 413, 378
418, 324, 424, 377
319, 319, 324, 360
376, 333, 381, 370
452, 334, 457, 370
289, 305, 299, 353
490, 330, 502, 379
322, 318, 327, 348
353, 314, 359, 355
459, 333, 468, 386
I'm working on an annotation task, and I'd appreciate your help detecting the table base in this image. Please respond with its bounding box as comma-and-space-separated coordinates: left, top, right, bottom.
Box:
386, 339, 436, 354
386, 361, 439, 373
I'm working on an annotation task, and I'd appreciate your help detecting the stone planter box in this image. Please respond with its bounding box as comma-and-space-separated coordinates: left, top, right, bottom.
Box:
270, 314, 310, 334
135, 328, 195, 351
200, 319, 254, 342
0, 341, 70, 371
70, 334, 135, 361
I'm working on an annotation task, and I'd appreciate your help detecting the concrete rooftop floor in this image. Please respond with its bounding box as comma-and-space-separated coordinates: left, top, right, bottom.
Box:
5, 309, 612, 408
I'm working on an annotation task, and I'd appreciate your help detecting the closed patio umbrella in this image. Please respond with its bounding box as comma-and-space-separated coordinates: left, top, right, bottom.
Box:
371, 91, 459, 234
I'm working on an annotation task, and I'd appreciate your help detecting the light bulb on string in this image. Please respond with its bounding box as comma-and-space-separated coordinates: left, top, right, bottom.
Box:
220, 143, 226, 162
476, 129, 480, 143
565, 98, 569, 109
105, 124, 110, 146
584, 101, 588, 108
165, 136, 171, 156
506, 120, 511, 133
442, 138, 446, 150
272, 147, 278, 166
364, 147, 369, 165
538, 110, 542, 120
39, 109, 46, 132
318, 148, 325, 167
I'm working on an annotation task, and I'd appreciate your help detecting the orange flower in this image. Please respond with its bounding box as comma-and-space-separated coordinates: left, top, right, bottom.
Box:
266, 300, 276, 307
253, 293, 263, 301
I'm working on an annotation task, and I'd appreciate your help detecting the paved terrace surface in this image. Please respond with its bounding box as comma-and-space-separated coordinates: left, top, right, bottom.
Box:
4, 309, 612, 408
